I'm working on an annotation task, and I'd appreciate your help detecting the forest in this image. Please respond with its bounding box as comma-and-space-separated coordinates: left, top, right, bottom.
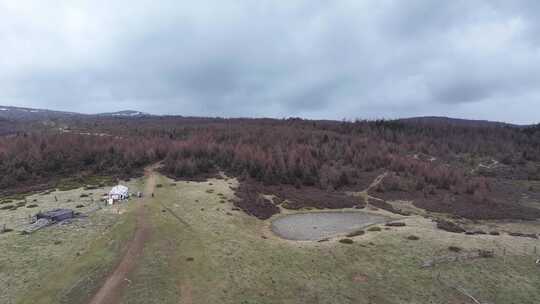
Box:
1, 116, 540, 220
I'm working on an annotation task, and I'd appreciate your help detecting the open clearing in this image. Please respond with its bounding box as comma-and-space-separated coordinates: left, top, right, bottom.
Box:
2, 172, 540, 303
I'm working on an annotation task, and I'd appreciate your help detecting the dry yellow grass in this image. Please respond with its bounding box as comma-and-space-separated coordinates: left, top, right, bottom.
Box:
3, 173, 540, 304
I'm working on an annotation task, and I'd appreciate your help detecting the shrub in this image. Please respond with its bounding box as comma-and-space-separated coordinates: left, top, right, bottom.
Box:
369, 199, 410, 216
339, 238, 354, 244
489, 231, 500, 236
385, 222, 406, 227
478, 249, 494, 258
156, 184, 163, 188
80, 193, 89, 198
448, 246, 462, 252
509, 232, 538, 239
367, 226, 382, 232
406, 235, 419, 240
26, 204, 38, 208
76, 204, 84, 208
435, 219, 465, 233
346, 230, 365, 237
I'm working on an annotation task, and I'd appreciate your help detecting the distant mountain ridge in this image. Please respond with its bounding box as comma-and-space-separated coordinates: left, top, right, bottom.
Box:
0, 105, 534, 127
398, 116, 527, 128
97, 110, 150, 117
0, 105, 81, 120
0, 106, 152, 120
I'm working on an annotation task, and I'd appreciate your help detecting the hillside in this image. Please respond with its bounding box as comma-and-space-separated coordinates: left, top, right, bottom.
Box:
1, 106, 540, 304
97, 110, 151, 117
398, 116, 524, 128
0, 108, 539, 221
0, 105, 81, 120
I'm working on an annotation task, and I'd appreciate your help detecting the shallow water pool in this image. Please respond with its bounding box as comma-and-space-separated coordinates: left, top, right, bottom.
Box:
271, 211, 388, 241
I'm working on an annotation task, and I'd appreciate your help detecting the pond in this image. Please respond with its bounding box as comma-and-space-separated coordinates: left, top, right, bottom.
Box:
271, 211, 388, 241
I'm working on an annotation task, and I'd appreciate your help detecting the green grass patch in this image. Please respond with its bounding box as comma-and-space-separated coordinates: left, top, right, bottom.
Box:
17, 205, 137, 304
56, 175, 115, 192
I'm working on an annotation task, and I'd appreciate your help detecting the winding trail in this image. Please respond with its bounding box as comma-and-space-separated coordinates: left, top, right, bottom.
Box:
87, 166, 157, 304
352, 172, 388, 206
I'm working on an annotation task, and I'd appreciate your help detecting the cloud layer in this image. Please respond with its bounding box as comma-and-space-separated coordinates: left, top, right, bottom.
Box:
1, 0, 539, 123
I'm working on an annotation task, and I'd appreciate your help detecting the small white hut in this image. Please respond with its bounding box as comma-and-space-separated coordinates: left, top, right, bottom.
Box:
108, 185, 129, 204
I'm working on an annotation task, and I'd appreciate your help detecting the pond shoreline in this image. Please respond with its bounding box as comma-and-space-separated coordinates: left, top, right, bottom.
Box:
271, 210, 389, 241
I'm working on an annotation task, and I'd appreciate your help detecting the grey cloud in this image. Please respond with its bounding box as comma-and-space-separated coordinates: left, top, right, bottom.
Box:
0, 0, 539, 124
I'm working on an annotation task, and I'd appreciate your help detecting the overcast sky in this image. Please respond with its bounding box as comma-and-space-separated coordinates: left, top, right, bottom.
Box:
1, 1, 539, 123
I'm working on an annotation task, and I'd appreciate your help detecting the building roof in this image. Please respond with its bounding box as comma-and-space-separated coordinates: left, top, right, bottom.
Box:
110, 185, 129, 195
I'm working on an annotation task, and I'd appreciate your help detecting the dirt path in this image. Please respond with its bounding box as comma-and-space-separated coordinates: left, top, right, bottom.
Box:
351, 172, 388, 206
87, 167, 157, 304
179, 282, 193, 304
366, 172, 388, 192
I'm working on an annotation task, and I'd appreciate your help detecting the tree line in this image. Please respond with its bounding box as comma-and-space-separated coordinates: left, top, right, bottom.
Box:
1, 117, 539, 219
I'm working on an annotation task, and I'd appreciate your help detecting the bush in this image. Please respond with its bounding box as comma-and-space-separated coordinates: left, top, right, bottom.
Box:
26, 204, 38, 208
406, 235, 419, 240
76, 204, 85, 208
346, 230, 365, 237
80, 193, 89, 198
509, 232, 538, 239
435, 219, 465, 233
156, 184, 163, 188
448, 246, 462, 252
489, 231, 500, 236
478, 249, 494, 258
367, 226, 382, 232
339, 238, 354, 244
369, 199, 410, 216
385, 222, 406, 227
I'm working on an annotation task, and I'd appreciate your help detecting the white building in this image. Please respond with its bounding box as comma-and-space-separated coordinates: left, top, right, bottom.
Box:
108, 185, 129, 204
